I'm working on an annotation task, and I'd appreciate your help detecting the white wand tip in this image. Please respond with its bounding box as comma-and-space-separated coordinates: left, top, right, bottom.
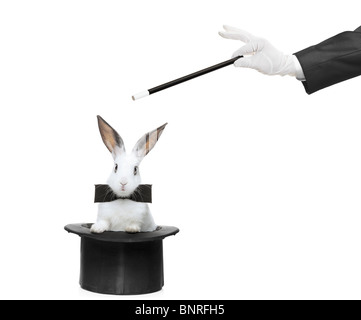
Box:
132, 90, 150, 101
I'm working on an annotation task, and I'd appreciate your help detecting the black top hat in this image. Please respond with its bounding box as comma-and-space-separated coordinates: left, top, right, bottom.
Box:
65, 223, 179, 295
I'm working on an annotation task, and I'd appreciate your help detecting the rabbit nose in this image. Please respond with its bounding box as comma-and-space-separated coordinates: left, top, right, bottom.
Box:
120, 181, 128, 186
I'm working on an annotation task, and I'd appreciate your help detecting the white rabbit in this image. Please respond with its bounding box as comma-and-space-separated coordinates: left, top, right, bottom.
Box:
90, 116, 167, 234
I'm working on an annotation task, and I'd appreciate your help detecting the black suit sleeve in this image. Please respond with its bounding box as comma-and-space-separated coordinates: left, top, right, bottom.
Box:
294, 26, 361, 94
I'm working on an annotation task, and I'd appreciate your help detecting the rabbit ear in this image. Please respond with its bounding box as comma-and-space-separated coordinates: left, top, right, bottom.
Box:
132, 123, 167, 160
97, 115, 125, 158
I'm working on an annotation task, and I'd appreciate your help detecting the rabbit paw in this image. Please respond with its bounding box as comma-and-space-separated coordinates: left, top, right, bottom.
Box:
90, 222, 108, 234
125, 224, 141, 233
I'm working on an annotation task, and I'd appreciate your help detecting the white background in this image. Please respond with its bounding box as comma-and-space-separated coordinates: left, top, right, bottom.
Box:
1, 0, 361, 300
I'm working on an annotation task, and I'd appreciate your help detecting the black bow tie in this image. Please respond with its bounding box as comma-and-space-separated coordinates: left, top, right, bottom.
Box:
94, 184, 152, 203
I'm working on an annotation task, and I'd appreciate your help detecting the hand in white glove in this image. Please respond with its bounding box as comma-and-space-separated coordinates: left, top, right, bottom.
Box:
219, 25, 304, 78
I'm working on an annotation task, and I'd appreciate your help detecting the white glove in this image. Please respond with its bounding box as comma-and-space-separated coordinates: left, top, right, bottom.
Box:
219, 25, 304, 79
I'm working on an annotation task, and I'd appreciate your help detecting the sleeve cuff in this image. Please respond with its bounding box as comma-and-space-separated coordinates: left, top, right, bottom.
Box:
292, 55, 306, 81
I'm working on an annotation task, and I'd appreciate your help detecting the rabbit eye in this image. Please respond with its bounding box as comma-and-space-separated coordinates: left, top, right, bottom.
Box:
134, 166, 138, 175
114, 164, 118, 173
